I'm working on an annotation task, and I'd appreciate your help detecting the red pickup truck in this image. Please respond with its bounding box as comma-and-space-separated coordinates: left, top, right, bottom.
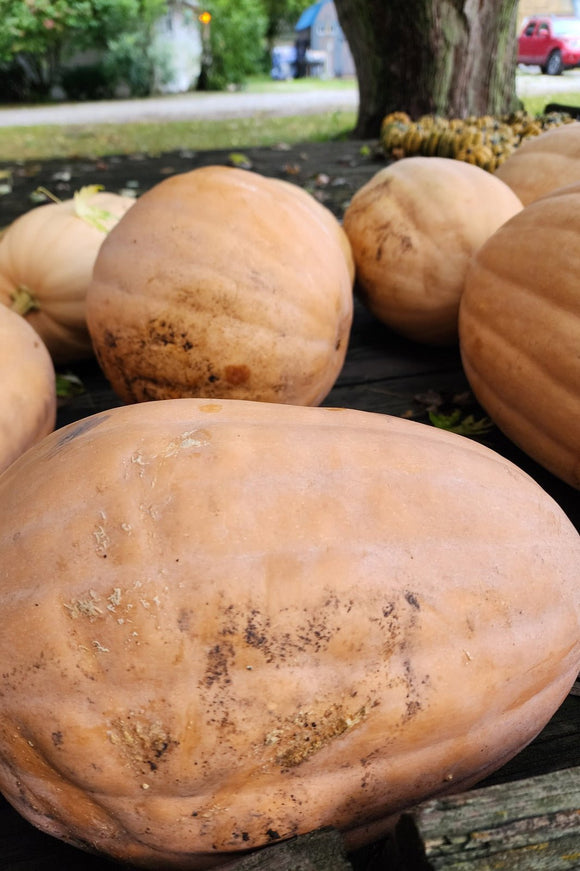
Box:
517, 16, 580, 75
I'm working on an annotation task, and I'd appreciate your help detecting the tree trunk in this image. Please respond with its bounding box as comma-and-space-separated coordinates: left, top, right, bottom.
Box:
333, 0, 521, 138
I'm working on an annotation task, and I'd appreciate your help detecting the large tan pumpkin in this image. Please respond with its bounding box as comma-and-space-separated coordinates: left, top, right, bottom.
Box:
86, 166, 354, 406
0, 398, 578, 869
0, 187, 135, 364
342, 156, 523, 345
494, 121, 580, 206
0, 303, 56, 474
459, 181, 580, 489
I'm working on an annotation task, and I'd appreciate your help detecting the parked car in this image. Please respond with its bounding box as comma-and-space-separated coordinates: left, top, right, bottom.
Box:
517, 16, 580, 75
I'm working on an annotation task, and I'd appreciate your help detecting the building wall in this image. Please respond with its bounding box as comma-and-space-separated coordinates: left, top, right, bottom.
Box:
151, 2, 202, 94
517, 0, 576, 26
306, 1, 355, 78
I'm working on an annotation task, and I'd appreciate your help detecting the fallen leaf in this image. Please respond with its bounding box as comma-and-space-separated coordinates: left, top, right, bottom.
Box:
428, 409, 494, 438
56, 372, 85, 401
414, 390, 443, 412
228, 152, 253, 169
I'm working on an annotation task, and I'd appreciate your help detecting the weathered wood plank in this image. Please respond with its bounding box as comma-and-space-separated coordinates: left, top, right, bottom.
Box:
215, 827, 352, 870
396, 766, 580, 870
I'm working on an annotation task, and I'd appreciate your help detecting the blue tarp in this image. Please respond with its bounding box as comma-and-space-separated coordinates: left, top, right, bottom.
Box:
295, 0, 330, 32
271, 45, 297, 79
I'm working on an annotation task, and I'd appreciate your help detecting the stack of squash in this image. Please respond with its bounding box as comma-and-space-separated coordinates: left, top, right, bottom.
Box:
380, 109, 576, 170
0, 151, 578, 870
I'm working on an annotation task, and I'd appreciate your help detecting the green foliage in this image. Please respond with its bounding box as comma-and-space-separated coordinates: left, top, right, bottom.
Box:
428, 409, 495, 438
261, 0, 313, 45
60, 62, 112, 100
0, 0, 317, 100
102, 32, 153, 98
0, 0, 167, 98
203, 0, 269, 89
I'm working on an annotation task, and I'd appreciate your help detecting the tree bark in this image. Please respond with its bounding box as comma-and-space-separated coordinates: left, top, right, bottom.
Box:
333, 0, 520, 138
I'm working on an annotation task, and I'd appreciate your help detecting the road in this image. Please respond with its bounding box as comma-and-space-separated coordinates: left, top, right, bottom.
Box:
0, 87, 360, 128
0, 69, 579, 129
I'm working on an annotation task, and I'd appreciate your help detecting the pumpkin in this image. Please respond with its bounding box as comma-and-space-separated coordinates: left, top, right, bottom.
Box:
494, 121, 580, 206
459, 181, 580, 489
85, 165, 354, 406
0, 303, 56, 474
0, 186, 136, 364
342, 156, 523, 345
0, 398, 578, 869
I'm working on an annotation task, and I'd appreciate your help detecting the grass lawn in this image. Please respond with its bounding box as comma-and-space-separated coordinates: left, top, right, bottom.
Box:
523, 93, 580, 115
0, 111, 358, 162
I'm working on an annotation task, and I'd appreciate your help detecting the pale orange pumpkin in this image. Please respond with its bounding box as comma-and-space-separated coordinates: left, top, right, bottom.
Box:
85, 165, 354, 406
494, 121, 580, 205
459, 180, 580, 489
342, 156, 523, 345
0, 187, 135, 364
0, 303, 56, 474
0, 398, 578, 869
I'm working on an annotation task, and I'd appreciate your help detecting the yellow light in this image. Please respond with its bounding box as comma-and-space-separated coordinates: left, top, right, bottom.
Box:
199, 11, 211, 24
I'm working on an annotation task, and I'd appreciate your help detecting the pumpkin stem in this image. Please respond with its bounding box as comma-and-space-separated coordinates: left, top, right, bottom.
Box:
35, 186, 61, 204
10, 285, 40, 316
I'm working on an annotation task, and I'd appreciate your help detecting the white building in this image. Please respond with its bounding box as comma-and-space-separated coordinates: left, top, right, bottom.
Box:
151, 1, 204, 94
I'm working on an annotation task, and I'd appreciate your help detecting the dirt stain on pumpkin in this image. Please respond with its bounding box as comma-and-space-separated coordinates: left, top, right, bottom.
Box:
203, 641, 235, 688
240, 606, 339, 664
107, 714, 176, 774
52, 416, 110, 454
224, 364, 251, 386
265, 703, 368, 770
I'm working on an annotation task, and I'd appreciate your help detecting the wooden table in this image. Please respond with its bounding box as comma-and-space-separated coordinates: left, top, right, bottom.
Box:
0, 143, 578, 870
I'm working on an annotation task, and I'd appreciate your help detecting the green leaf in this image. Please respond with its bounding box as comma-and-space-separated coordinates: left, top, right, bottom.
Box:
428, 409, 494, 438
73, 185, 118, 232
55, 372, 85, 399
228, 152, 253, 169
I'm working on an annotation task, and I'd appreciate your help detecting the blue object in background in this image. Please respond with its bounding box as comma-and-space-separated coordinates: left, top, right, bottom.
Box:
271, 45, 297, 80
